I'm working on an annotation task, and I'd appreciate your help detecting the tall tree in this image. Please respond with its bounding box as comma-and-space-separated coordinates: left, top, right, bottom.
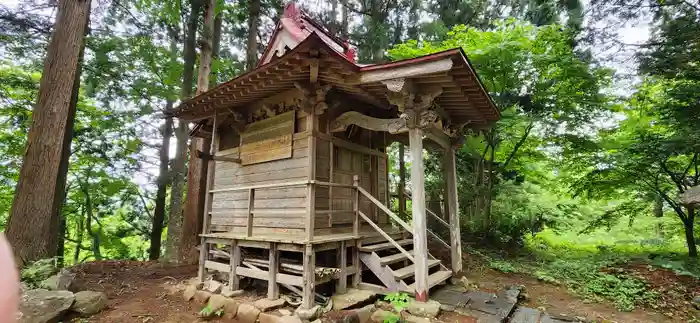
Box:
246, 0, 261, 70
5, 0, 91, 266
165, 0, 201, 263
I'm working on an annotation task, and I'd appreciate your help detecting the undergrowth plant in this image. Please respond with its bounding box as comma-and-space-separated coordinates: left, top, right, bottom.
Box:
384, 292, 412, 311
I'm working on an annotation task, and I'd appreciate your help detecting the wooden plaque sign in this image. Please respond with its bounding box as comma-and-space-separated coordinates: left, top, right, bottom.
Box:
240, 111, 295, 165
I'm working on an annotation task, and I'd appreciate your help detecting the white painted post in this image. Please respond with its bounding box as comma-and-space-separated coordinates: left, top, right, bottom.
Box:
444, 146, 462, 274
409, 127, 429, 302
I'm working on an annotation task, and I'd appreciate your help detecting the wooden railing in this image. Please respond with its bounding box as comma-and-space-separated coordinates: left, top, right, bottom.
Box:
353, 175, 416, 264
400, 192, 450, 249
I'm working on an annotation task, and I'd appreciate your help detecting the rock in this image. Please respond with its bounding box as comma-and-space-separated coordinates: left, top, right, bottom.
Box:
281, 315, 304, 323
71, 291, 108, 315
18, 289, 75, 323
255, 298, 287, 311
370, 309, 394, 323
259, 312, 283, 323
439, 304, 456, 312
208, 294, 229, 312
223, 299, 240, 318
332, 288, 377, 310
403, 314, 431, 323
204, 280, 223, 293
38, 270, 75, 291
279, 309, 292, 316
237, 303, 262, 323
183, 284, 199, 301
222, 287, 245, 298
295, 304, 322, 320
406, 300, 441, 318
354, 304, 375, 323
693, 295, 700, 310
194, 290, 213, 304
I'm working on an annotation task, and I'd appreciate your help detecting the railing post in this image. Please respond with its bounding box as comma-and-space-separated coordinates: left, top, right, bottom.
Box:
246, 188, 255, 237
353, 175, 360, 236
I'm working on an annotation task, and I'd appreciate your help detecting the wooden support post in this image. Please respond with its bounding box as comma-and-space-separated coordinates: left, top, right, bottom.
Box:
302, 244, 316, 308
444, 147, 462, 274
337, 240, 347, 293
230, 240, 240, 290
352, 175, 360, 236
198, 114, 219, 282
352, 239, 361, 287
268, 242, 279, 299
246, 188, 255, 237
306, 107, 318, 242
398, 144, 406, 217
409, 127, 429, 302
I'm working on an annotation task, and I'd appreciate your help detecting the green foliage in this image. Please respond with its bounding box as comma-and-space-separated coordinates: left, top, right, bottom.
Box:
384, 292, 413, 311
488, 260, 517, 273
382, 312, 401, 323
20, 258, 58, 287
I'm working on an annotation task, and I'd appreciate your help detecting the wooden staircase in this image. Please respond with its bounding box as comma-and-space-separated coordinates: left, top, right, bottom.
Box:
358, 237, 452, 294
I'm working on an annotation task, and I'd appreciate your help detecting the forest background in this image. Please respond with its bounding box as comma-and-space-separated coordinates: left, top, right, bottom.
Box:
1, 0, 699, 315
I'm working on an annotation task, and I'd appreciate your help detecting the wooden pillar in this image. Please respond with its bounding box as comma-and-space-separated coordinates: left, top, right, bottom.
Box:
230, 240, 240, 290
337, 240, 347, 293
302, 244, 316, 308
398, 144, 406, 217
306, 107, 318, 242
197, 114, 219, 281
444, 147, 462, 274
268, 242, 279, 299
408, 127, 429, 302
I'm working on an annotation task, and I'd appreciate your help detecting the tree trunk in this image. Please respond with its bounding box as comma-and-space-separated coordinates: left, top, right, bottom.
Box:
165, 0, 201, 264
653, 193, 663, 238
150, 102, 174, 260
684, 206, 697, 258
246, 0, 261, 70
340, 0, 349, 38
4, 0, 90, 267
82, 185, 101, 261
179, 0, 219, 265
73, 206, 84, 265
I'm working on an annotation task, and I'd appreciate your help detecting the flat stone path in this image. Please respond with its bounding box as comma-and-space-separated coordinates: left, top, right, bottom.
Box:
431, 285, 585, 323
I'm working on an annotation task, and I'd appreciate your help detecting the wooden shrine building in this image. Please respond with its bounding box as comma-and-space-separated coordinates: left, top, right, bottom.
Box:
169, 3, 499, 308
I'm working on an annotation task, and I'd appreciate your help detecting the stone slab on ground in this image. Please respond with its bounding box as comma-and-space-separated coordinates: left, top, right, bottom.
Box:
370, 309, 394, 322
510, 307, 541, 323
222, 287, 244, 298
208, 294, 229, 312
403, 314, 431, 323
18, 289, 75, 323
254, 298, 286, 311
332, 288, 377, 310
72, 291, 108, 315
223, 299, 240, 318
204, 280, 223, 293
407, 300, 441, 318
463, 290, 516, 320
183, 284, 198, 301
295, 305, 322, 320
238, 303, 262, 323
194, 290, 213, 304
541, 313, 586, 323
431, 286, 469, 308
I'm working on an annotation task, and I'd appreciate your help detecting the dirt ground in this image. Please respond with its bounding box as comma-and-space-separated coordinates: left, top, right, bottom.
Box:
70, 260, 219, 322
463, 267, 684, 323
68, 260, 693, 323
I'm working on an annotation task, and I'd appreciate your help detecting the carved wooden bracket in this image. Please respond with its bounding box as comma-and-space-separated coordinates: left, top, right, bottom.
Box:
295, 82, 333, 115
330, 111, 409, 134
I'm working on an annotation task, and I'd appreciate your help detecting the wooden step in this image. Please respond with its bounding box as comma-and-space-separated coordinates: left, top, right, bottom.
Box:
360, 239, 413, 252
408, 270, 452, 290
391, 259, 441, 280
378, 250, 414, 265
